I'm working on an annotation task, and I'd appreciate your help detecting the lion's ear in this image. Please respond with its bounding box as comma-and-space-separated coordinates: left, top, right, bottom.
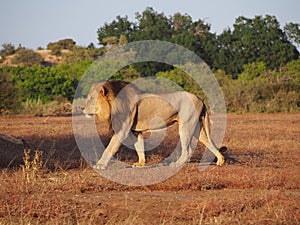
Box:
93, 83, 106, 97
99, 86, 106, 97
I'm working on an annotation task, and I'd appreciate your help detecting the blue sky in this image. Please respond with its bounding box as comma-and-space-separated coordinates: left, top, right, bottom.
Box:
0, 0, 299, 49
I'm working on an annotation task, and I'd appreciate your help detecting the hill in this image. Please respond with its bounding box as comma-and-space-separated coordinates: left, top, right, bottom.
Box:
0, 49, 71, 66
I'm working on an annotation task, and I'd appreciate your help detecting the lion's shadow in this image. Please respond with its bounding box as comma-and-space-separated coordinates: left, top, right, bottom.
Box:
1, 132, 243, 170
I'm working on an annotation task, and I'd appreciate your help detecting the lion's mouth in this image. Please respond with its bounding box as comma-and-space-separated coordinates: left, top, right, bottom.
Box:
82, 109, 94, 118
85, 114, 93, 118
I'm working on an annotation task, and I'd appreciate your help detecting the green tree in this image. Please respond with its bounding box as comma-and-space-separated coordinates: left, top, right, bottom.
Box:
284, 22, 300, 47
96, 11, 299, 79
171, 13, 195, 49
216, 15, 299, 77
132, 7, 172, 41
215, 29, 239, 78
170, 13, 217, 65
96, 8, 218, 75
97, 16, 133, 46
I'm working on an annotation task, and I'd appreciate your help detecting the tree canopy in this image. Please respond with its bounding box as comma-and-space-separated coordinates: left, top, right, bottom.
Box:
97, 8, 299, 77
216, 15, 299, 76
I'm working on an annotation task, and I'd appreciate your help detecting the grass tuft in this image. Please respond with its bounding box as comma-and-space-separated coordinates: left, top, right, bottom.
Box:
20, 149, 43, 192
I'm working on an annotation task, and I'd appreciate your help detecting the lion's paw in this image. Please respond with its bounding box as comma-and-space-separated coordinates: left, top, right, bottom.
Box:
132, 162, 145, 168
216, 156, 225, 166
93, 164, 107, 170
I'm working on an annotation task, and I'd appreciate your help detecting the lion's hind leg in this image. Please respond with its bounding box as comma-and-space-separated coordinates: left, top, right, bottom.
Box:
170, 123, 194, 167
132, 133, 145, 167
199, 128, 224, 166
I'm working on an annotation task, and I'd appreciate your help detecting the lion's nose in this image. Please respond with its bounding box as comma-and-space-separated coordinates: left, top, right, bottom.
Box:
80, 105, 86, 114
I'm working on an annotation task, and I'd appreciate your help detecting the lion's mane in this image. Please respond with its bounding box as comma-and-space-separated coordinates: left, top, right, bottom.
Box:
96, 81, 141, 132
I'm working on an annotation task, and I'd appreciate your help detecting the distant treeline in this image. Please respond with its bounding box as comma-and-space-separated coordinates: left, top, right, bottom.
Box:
97, 7, 299, 77
0, 7, 299, 114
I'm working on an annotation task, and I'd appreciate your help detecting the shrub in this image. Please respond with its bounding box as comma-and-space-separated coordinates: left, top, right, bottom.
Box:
0, 69, 21, 113
21, 98, 70, 115
62, 46, 103, 64
222, 78, 299, 113
9, 63, 86, 102
12, 49, 42, 66
266, 90, 300, 112
48, 44, 62, 56
47, 38, 76, 55
0, 43, 16, 57
239, 62, 267, 81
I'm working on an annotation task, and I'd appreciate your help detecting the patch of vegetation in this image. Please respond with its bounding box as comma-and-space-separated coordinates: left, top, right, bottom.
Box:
0, 69, 22, 114
0, 43, 16, 59
21, 97, 71, 116
12, 48, 43, 66
47, 38, 76, 56
20, 149, 43, 192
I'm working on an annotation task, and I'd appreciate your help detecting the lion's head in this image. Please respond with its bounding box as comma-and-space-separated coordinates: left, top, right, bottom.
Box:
82, 81, 140, 125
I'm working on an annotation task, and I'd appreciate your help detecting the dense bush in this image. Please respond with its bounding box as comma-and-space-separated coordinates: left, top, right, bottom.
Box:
47, 38, 76, 56
0, 69, 21, 113
216, 59, 300, 113
3, 61, 90, 103
62, 46, 103, 64
0, 56, 299, 114
12, 48, 42, 66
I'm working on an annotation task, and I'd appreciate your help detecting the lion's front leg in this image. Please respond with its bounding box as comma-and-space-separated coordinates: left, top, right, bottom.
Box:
94, 134, 122, 170
132, 133, 145, 167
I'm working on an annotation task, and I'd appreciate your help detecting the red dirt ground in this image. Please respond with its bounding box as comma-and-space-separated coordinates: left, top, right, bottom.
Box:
0, 113, 299, 224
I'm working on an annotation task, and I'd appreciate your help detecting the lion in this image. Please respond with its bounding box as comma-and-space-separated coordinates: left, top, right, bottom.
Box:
82, 81, 224, 170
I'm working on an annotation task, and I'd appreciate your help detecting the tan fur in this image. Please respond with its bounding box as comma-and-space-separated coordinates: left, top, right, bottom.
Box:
83, 81, 224, 169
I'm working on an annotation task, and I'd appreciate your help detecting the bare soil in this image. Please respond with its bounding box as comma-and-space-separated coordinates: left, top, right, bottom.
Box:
0, 113, 299, 224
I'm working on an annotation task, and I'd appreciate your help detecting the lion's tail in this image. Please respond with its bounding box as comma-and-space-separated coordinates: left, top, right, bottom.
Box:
200, 103, 212, 141
199, 102, 225, 166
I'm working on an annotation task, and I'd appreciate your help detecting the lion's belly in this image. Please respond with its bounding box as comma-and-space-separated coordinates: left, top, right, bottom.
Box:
133, 96, 178, 131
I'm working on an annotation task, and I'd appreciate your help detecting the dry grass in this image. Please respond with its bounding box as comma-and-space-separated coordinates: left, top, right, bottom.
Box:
0, 113, 299, 224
